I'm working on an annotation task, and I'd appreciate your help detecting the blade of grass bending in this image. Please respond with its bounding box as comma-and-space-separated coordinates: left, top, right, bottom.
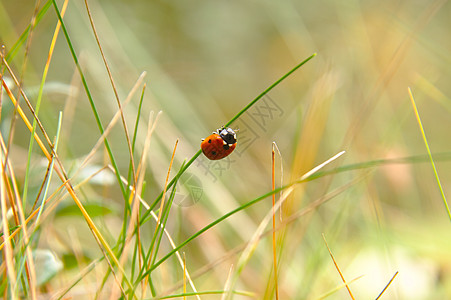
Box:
225, 53, 316, 127
50, 0, 127, 198
139, 150, 342, 282
408, 87, 451, 221
141, 53, 317, 223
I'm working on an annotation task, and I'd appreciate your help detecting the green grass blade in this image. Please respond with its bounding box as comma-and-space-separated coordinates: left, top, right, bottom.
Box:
225, 53, 316, 127
134, 164, 185, 294
50, 0, 127, 198
139, 184, 293, 282
408, 87, 451, 221
127, 85, 146, 186
121, 86, 147, 267
150, 186, 177, 266
141, 53, 317, 223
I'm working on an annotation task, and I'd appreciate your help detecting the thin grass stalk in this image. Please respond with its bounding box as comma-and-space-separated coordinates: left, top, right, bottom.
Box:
128, 86, 147, 284
0, 45, 4, 122
408, 87, 451, 221
84, 0, 137, 193
143, 140, 179, 296
322, 234, 355, 300
271, 144, 279, 300
375, 271, 398, 300
150, 186, 177, 267
128, 85, 147, 196
183, 253, 186, 300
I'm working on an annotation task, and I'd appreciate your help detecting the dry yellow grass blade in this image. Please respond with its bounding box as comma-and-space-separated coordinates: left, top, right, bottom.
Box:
322, 234, 355, 300
0, 137, 18, 298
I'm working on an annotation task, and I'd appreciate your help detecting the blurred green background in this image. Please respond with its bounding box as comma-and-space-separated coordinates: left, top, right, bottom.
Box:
1, 0, 451, 299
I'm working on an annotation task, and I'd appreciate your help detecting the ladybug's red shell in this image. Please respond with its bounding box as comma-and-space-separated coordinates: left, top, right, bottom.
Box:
201, 127, 237, 160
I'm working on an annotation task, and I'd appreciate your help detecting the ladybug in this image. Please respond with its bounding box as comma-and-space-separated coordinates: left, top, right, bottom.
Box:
201, 127, 237, 160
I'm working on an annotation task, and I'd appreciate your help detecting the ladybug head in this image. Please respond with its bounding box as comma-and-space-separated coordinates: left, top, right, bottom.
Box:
218, 127, 236, 145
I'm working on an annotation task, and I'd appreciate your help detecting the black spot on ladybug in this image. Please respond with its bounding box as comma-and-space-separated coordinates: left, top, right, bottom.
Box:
208, 139, 212, 143
223, 144, 230, 150
211, 151, 216, 155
